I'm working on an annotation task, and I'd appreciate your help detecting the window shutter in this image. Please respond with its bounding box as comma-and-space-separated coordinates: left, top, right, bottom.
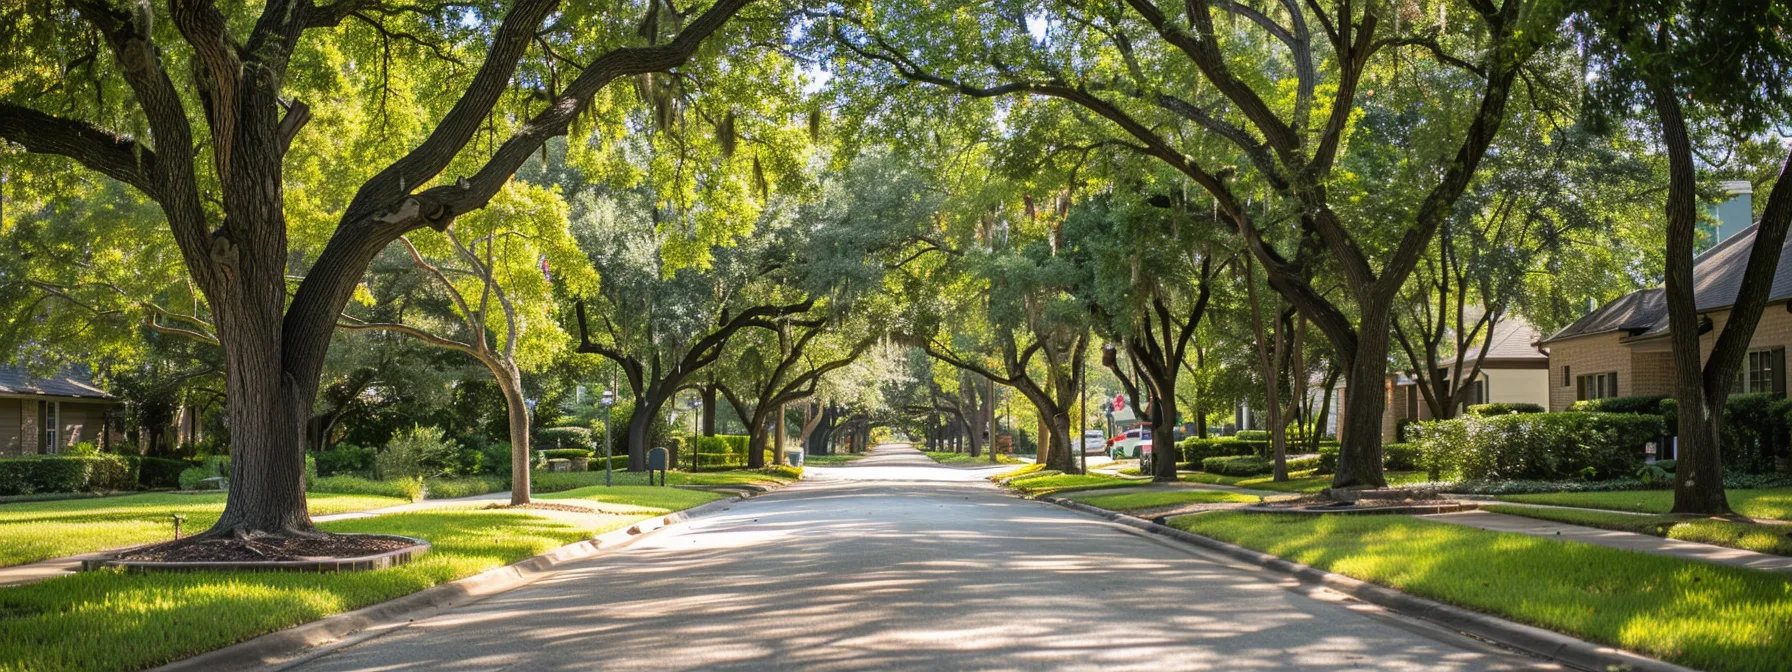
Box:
1775, 347, 1787, 397
1576, 376, 1586, 401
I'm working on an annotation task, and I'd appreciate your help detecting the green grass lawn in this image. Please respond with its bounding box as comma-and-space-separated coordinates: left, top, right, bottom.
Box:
800, 453, 863, 466
1004, 472, 1134, 496
0, 492, 408, 567
528, 466, 800, 493
0, 485, 716, 672
539, 484, 723, 511
1170, 512, 1792, 672
1496, 488, 1792, 521
924, 450, 1023, 465
1179, 469, 1432, 493
1483, 504, 1792, 557
1066, 488, 1260, 511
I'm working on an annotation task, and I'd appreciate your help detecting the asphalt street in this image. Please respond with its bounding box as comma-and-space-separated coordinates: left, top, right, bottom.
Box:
285, 444, 1560, 671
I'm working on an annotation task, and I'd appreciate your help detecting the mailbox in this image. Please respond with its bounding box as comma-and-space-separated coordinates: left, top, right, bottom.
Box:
646, 447, 669, 486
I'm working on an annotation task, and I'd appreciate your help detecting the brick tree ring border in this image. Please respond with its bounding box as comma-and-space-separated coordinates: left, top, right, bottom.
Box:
81, 535, 431, 575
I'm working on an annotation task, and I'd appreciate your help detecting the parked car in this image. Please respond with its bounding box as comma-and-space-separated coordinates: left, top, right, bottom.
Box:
1110, 427, 1152, 459
1081, 430, 1106, 454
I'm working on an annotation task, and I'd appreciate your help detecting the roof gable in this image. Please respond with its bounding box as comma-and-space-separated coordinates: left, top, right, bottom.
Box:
0, 367, 114, 400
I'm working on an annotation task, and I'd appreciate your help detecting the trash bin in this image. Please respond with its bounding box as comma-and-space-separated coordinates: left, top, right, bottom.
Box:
786, 450, 804, 467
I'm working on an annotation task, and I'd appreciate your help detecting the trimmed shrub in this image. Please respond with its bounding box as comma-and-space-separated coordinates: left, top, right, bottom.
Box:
376, 425, 459, 479
694, 435, 751, 467
1465, 403, 1545, 416
1179, 437, 1268, 462
538, 426, 593, 449
1315, 444, 1418, 474
0, 455, 135, 495
1570, 395, 1669, 415
310, 475, 423, 501
315, 444, 374, 476
1382, 443, 1420, 471
539, 448, 593, 460
1411, 412, 1662, 482
1202, 455, 1274, 476
1394, 418, 1419, 443
134, 457, 195, 489
423, 476, 507, 499
1285, 455, 1320, 472
178, 467, 217, 491
1233, 430, 1271, 442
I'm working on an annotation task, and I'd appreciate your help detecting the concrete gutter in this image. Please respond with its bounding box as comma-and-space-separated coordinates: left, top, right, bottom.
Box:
1041, 495, 1698, 672
151, 495, 748, 672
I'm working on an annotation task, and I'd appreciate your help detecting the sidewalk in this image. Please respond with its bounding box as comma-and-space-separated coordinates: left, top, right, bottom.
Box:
1417, 509, 1792, 573
0, 491, 514, 588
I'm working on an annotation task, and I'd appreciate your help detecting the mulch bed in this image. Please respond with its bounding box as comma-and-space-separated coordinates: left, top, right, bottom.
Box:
114, 533, 418, 563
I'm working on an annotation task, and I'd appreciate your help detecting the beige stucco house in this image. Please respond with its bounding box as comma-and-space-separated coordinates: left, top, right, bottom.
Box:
0, 367, 120, 456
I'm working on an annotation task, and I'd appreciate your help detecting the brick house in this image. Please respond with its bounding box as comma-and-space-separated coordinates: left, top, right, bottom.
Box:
0, 366, 121, 456
1540, 183, 1786, 412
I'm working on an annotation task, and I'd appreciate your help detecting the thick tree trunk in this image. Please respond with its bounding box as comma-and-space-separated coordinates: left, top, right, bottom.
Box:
1333, 309, 1392, 489
701, 385, 717, 436
626, 392, 668, 471
1149, 406, 1177, 482
210, 339, 315, 536
1045, 412, 1077, 473
773, 405, 787, 466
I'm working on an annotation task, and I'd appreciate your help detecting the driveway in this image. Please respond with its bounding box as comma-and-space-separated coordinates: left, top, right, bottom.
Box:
287, 444, 1557, 671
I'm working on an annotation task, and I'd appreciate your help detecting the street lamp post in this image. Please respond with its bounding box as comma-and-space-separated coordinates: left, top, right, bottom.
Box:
688, 394, 701, 472
599, 389, 616, 487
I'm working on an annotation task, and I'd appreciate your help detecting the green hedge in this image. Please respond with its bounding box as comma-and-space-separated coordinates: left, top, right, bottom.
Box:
538, 426, 593, 449
1232, 430, 1271, 442
1570, 395, 1669, 415
309, 475, 423, 501
1412, 412, 1663, 481
1202, 455, 1274, 476
1285, 455, 1320, 472
539, 448, 594, 460
1315, 443, 1417, 474
0, 455, 135, 496
423, 476, 507, 499
129, 456, 197, 489
1178, 437, 1265, 463
1465, 403, 1545, 416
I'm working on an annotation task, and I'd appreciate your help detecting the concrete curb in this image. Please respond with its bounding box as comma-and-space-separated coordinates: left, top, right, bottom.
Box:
151, 495, 747, 672
1041, 496, 1698, 672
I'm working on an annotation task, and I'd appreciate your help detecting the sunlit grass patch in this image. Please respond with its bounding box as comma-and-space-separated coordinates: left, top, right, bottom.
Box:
1484, 504, 1792, 557
0, 505, 671, 672
924, 451, 1023, 465
1170, 512, 1792, 672
1179, 470, 1431, 493
1005, 472, 1133, 496
1497, 488, 1792, 521
1068, 488, 1259, 511
539, 484, 722, 512
990, 463, 1048, 482
0, 493, 407, 567
801, 453, 863, 466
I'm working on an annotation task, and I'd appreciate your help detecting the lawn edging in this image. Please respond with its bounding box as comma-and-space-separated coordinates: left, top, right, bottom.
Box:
1039, 495, 1698, 672
150, 494, 748, 672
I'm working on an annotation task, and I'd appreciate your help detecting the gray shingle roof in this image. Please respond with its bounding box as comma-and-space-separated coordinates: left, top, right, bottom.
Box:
1541, 222, 1792, 344
1448, 318, 1547, 365
0, 366, 114, 400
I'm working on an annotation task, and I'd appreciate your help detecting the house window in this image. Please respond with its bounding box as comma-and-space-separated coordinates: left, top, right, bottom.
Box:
42, 402, 58, 453
1576, 372, 1618, 401
1459, 379, 1487, 408
1561, 365, 1571, 387
1732, 349, 1780, 395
